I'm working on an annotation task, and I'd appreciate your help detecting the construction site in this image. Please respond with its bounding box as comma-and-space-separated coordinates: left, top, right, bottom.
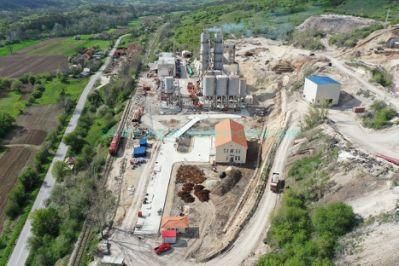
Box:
94, 17, 399, 266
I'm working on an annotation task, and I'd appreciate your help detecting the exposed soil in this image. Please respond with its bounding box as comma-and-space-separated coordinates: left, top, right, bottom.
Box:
0, 104, 62, 231
0, 55, 68, 78
0, 147, 36, 230
297, 14, 377, 34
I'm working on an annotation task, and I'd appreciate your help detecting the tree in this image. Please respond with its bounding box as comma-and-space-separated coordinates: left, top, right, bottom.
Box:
0, 111, 14, 137
5, 184, 26, 218
52, 161, 69, 182
312, 202, 356, 236
31, 208, 61, 237
18, 167, 40, 192
87, 90, 103, 108
64, 132, 86, 153
11, 79, 23, 93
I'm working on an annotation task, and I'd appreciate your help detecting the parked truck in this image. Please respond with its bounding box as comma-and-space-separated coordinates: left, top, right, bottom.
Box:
270, 172, 285, 193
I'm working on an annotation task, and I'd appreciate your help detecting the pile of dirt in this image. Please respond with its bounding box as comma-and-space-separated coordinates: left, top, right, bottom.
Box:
213, 169, 242, 196
194, 185, 210, 202
176, 165, 206, 184
297, 14, 376, 34
271, 60, 295, 74
177, 191, 195, 203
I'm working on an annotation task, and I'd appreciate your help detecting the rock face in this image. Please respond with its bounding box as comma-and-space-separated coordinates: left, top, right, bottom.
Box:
297, 14, 377, 34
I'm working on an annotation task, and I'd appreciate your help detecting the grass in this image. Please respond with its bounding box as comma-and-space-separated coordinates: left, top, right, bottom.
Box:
37, 78, 89, 105
0, 40, 40, 57
0, 91, 26, 118
336, 0, 399, 22
25, 35, 111, 57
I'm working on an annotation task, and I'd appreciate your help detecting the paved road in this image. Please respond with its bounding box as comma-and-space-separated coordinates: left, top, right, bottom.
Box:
208, 123, 298, 265
7, 35, 127, 266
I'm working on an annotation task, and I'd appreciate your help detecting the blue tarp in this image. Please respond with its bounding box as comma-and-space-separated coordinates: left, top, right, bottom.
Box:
139, 138, 147, 147
133, 146, 146, 158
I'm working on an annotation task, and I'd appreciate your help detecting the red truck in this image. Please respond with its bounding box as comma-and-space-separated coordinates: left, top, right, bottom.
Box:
154, 243, 171, 255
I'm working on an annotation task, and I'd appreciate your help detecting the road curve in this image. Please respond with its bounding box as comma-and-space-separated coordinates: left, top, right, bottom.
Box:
7, 35, 127, 266
207, 123, 298, 266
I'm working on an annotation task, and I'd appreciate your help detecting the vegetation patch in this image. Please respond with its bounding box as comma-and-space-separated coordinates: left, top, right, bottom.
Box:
363, 100, 396, 129
329, 24, 383, 47
370, 68, 393, 87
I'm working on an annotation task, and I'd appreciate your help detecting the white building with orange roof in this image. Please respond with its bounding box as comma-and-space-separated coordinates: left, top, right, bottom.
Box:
214, 119, 247, 164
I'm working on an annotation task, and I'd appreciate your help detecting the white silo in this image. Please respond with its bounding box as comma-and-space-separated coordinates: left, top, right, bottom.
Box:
239, 78, 247, 97
214, 31, 223, 71
202, 75, 216, 97
164, 76, 174, 94
216, 75, 228, 96
228, 75, 240, 96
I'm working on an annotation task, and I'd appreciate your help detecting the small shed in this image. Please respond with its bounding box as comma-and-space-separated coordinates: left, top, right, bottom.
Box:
162, 230, 177, 244
303, 75, 340, 106
139, 138, 148, 147
133, 146, 146, 158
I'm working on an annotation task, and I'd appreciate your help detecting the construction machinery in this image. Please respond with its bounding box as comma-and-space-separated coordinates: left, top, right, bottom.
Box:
270, 172, 285, 193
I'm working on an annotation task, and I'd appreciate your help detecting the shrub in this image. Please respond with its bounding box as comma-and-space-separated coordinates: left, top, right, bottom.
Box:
31, 208, 61, 237
0, 111, 15, 137
5, 184, 26, 218
363, 100, 396, 129
371, 68, 393, 87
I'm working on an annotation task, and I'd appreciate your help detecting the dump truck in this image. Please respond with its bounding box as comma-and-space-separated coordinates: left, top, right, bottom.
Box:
270, 172, 285, 193
132, 107, 144, 123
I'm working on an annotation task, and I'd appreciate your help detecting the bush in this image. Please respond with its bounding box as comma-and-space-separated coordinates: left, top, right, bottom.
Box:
31, 208, 61, 237
329, 24, 384, 48
18, 167, 40, 192
363, 100, 396, 129
371, 68, 393, 87
5, 184, 26, 218
0, 111, 15, 138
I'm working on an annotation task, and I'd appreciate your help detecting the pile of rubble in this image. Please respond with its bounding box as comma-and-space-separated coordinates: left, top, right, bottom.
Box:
176, 165, 206, 184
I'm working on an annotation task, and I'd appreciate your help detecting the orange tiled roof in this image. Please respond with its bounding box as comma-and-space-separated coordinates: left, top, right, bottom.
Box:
161, 216, 189, 230
215, 119, 247, 148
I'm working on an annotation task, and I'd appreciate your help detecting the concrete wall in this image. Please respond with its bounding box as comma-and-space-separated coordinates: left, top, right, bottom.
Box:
215, 142, 247, 164
303, 78, 340, 105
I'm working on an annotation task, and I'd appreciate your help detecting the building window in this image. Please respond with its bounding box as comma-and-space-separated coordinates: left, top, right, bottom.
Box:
230, 149, 234, 153
235, 156, 240, 161
226, 157, 229, 161
236, 149, 240, 154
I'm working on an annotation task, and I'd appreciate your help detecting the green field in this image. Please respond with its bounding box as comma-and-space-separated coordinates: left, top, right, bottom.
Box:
37, 78, 89, 105
0, 91, 26, 118
0, 40, 40, 56
23, 35, 111, 57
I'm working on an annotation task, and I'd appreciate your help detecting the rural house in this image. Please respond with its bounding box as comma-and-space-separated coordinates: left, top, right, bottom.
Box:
161, 216, 189, 233
215, 119, 247, 164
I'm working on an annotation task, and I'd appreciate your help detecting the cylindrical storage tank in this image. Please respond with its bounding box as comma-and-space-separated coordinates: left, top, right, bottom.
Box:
245, 95, 253, 104
216, 75, 228, 96
202, 75, 216, 97
164, 76, 174, 94
228, 75, 240, 96
239, 78, 247, 97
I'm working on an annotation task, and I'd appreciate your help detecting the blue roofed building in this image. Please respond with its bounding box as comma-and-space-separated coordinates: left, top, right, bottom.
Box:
303, 75, 341, 106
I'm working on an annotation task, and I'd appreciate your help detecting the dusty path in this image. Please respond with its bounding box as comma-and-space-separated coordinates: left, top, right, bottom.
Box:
207, 122, 298, 265
7, 34, 128, 266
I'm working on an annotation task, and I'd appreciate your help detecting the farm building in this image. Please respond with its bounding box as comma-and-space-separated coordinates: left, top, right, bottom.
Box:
161, 216, 189, 233
162, 230, 177, 244
303, 75, 341, 106
158, 52, 176, 77
215, 119, 247, 164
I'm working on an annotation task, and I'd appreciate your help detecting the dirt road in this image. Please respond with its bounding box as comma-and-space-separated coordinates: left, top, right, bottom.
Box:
7, 35, 127, 266
207, 122, 298, 265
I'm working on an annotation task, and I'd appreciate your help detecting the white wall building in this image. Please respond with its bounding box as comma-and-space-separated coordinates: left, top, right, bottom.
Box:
303, 75, 341, 106
158, 52, 176, 78
215, 119, 247, 164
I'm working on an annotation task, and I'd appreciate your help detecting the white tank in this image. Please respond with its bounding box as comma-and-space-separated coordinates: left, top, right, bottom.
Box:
201, 32, 209, 43
164, 76, 174, 94
216, 75, 228, 96
228, 75, 240, 96
239, 78, 247, 97
203, 75, 216, 97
